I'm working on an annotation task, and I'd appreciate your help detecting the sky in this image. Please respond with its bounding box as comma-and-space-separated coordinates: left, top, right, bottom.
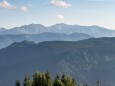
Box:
0, 0, 115, 29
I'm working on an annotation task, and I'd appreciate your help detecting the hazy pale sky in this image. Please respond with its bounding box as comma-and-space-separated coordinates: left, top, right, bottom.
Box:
0, 0, 115, 29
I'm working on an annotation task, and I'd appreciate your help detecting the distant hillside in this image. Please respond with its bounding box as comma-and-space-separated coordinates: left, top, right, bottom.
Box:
0, 38, 115, 86
0, 23, 115, 37
0, 27, 6, 31
0, 32, 92, 49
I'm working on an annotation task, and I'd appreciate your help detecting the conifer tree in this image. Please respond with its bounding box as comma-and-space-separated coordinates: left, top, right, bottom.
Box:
53, 74, 64, 86
45, 70, 53, 86
85, 83, 88, 86
23, 76, 31, 86
15, 80, 21, 86
96, 80, 100, 86
61, 74, 66, 85
78, 83, 83, 86
71, 78, 77, 86
32, 71, 43, 86
83, 83, 88, 86
61, 74, 76, 86
41, 73, 47, 86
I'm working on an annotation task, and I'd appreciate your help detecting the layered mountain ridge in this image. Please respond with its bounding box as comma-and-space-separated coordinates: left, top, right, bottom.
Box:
0, 38, 115, 86
0, 23, 115, 37
0, 32, 92, 49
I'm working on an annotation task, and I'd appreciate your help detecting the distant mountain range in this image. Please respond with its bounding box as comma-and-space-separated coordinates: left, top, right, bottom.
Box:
0, 23, 115, 37
0, 37, 115, 86
0, 32, 92, 49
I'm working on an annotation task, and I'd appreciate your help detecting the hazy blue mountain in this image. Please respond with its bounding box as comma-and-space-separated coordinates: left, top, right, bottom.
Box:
0, 38, 115, 86
0, 27, 6, 31
0, 32, 92, 49
0, 24, 47, 35
48, 23, 115, 37
0, 23, 115, 37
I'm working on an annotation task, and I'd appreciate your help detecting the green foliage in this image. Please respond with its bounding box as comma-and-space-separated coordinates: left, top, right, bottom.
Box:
83, 83, 88, 86
32, 71, 43, 86
45, 70, 53, 86
61, 74, 76, 86
71, 79, 77, 86
23, 76, 31, 86
53, 74, 64, 86
15, 80, 21, 86
96, 80, 100, 86
31, 70, 53, 86
15, 69, 100, 86
78, 83, 83, 86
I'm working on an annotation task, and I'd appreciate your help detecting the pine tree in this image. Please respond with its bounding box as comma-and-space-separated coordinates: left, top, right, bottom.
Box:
85, 83, 88, 86
32, 71, 43, 86
96, 80, 100, 86
83, 83, 88, 86
23, 76, 31, 86
61, 74, 76, 86
61, 74, 66, 85
15, 80, 21, 86
41, 73, 47, 86
53, 74, 64, 86
71, 78, 77, 86
78, 83, 83, 86
45, 70, 53, 86
45, 70, 51, 80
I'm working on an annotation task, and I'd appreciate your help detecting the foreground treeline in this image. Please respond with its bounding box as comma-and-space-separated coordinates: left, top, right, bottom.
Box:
15, 70, 100, 86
